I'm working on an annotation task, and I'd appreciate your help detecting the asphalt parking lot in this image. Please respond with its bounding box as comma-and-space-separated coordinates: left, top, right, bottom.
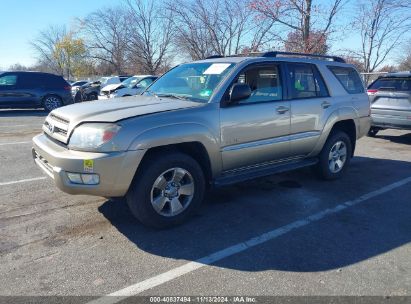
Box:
0, 109, 410, 299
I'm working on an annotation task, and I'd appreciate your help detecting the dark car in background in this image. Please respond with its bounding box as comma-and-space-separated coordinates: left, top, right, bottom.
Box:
0, 71, 73, 111
367, 71, 411, 136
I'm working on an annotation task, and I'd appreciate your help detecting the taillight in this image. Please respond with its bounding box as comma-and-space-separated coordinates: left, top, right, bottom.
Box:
367, 89, 378, 95
64, 85, 71, 91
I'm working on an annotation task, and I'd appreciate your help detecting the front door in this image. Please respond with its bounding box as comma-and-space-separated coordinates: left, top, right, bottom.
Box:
220, 63, 291, 171
0, 73, 20, 107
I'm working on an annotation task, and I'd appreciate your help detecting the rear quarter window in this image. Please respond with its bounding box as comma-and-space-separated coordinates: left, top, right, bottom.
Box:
328, 66, 364, 94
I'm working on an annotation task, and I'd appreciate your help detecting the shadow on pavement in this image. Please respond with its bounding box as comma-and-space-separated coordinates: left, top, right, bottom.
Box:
378, 132, 411, 145
98, 156, 411, 272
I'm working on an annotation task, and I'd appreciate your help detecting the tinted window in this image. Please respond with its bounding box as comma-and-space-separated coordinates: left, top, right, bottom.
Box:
0, 74, 17, 86
328, 66, 364, 94
369, 77, 411, 91
232, 65, 282, 104
288, 63, 328, 99
19, 73, 42, 88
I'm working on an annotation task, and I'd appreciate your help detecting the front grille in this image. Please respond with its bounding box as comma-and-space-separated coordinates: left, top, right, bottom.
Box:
43, 113, 71, 144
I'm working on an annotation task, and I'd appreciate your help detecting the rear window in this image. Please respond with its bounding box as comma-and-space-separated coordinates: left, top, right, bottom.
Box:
369, 77, 411, 91
328, 66, 364, 94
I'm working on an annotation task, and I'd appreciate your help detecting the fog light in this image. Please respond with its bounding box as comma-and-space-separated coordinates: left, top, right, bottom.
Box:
67, 173, 82, 184
81, 173, 100, 185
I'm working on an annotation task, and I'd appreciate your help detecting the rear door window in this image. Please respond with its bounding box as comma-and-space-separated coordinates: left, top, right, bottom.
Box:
287, 63, 329, 99
369, 78, 411, 91
328, 66, 364, 94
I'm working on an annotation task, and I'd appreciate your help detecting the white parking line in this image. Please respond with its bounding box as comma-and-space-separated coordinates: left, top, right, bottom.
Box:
87, 176, 411, 304
0, 141, 31, 146
0, 176, 47, 186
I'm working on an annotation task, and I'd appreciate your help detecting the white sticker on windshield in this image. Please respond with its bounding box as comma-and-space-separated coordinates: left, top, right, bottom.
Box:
203, 63, 231, 75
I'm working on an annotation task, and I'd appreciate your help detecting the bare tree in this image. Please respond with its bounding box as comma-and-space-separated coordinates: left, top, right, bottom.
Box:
31, 25, 67, 76
352, 0, 411, 82
250, 0, 346, 54
166, 0, 274, 60
78, 7, 130, 74
125, 0, 174, 74
398, 44, 411, 71
8, 63, 31, 71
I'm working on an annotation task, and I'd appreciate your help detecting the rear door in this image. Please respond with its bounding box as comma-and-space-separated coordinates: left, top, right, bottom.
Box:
286, 63, 331, 157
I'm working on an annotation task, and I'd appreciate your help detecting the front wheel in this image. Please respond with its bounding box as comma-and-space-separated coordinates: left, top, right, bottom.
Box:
316, 131, 352, 180
43, 95, 63, 112
126, 152, 205, 228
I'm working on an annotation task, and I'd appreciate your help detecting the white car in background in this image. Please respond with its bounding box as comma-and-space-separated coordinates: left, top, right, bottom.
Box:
98, 75, 157, 99
99, 75, 131, 91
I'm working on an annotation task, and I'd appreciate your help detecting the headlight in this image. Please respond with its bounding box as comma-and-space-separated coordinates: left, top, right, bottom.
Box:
68, 123, 121, 151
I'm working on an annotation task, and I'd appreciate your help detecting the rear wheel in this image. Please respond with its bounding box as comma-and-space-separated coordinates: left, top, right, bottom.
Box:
126, 152, 205, 228
88, 93, 98, 100
367, 127, 380, 137
43, 95, 63, 112
316, 131, 352, 180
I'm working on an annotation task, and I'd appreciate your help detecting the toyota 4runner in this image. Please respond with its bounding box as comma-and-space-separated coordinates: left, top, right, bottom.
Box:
32, 52, 371, 228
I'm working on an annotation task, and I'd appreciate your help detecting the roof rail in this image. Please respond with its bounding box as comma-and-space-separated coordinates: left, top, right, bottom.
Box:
260, 51, 346, 63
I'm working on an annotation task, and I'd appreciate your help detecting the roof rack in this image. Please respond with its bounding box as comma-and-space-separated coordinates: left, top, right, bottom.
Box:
205, 55, 224, 59
205, 52, 345, 63
257, 51, 346, 63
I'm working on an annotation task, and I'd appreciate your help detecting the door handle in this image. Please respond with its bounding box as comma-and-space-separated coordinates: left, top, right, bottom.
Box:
276, 106, 289, 114
321, 101, 331, 109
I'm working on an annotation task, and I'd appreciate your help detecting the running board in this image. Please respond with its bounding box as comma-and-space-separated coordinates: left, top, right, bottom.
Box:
213, 158, 318, 187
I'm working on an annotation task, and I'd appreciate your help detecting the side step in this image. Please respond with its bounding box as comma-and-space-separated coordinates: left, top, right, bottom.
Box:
213, 158, 318, 187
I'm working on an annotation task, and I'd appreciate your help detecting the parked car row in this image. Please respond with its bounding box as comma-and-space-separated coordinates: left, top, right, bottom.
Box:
1, 64, 410, 138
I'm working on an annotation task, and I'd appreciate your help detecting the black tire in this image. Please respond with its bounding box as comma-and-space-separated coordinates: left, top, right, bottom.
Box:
43, 95, 63, 112
88, 93, 98, 101
367, 127, 379, 137
126, 152, 205, 228
316, 131, 352, 180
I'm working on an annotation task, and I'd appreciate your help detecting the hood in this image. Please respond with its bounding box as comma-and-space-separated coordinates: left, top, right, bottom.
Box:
50, 95, 204, 127
101, 83, 122, 92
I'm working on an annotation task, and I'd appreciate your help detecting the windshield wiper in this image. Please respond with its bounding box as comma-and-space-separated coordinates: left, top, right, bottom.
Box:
156, 94, 189, 100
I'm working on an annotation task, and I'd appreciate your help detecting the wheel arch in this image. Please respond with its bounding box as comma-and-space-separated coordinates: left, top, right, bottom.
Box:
138, 142, 213, 185
309, 108, 358, 157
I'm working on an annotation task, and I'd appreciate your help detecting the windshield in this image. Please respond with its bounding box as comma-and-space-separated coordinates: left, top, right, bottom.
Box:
144, 62, 235, 102
122, 76, 143, 88
99, 77, 109, 85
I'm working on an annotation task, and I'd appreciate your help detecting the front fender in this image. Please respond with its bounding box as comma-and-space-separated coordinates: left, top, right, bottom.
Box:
128, 123, 222, 176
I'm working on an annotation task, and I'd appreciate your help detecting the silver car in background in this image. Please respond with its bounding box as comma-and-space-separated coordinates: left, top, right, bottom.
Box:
367, 71, 411, 136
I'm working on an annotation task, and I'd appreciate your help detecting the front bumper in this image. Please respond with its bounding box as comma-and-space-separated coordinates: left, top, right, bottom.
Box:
32, 133, 145, 197
98, 94, 110, 100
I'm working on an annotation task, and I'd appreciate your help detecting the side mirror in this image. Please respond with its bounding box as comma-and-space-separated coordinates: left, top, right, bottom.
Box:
229, 83, 251, 104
